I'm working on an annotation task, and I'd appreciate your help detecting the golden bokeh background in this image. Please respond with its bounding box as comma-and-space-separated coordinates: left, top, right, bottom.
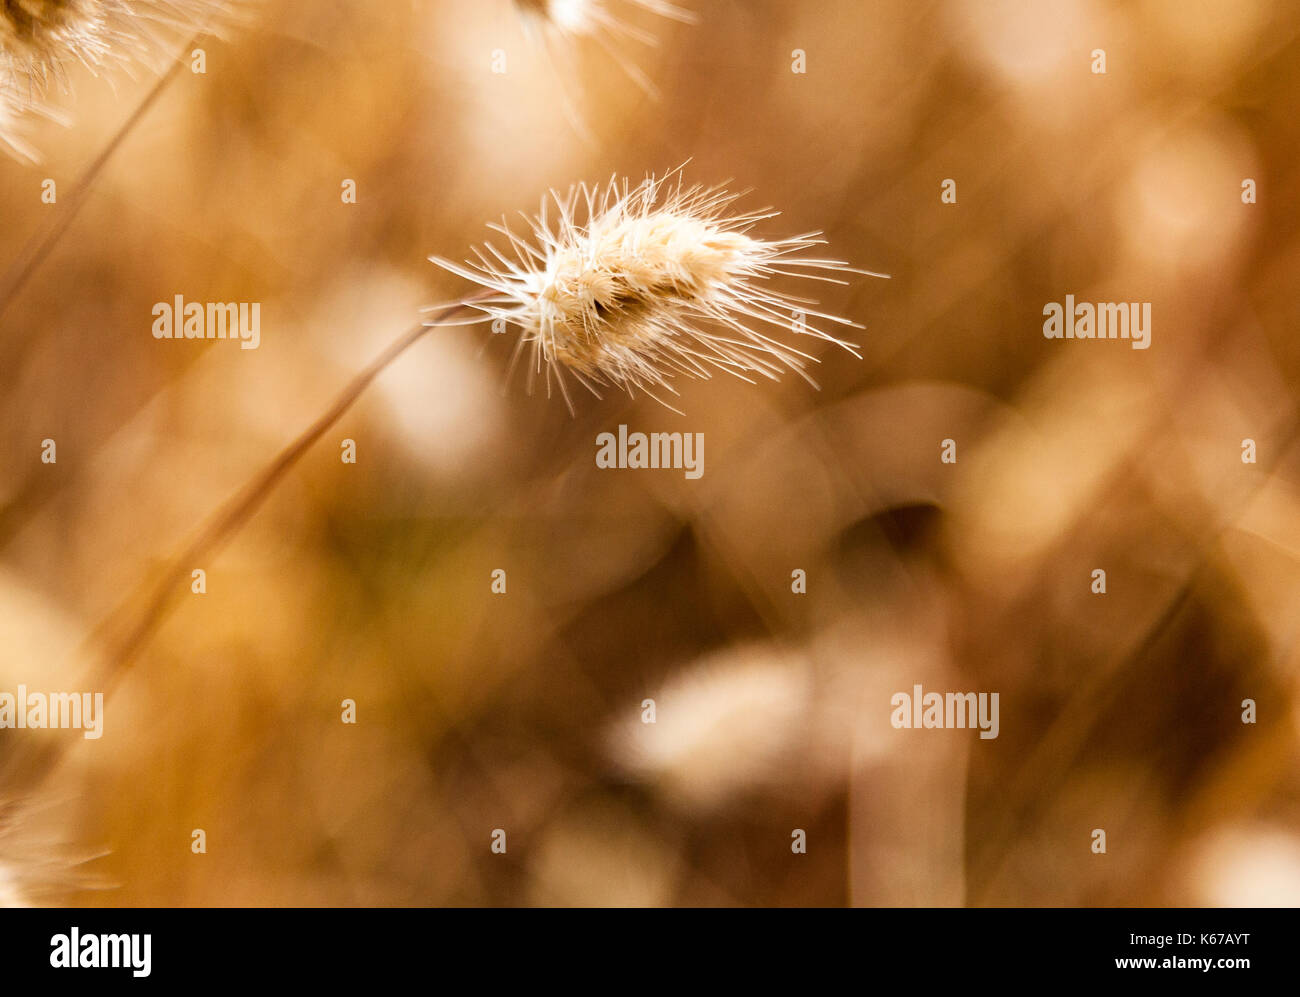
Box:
2, 0, 1299, 906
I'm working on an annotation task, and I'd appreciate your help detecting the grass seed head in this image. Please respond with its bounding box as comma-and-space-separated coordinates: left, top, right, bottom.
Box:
429, 169, 885, 413
0, 0, 234, 161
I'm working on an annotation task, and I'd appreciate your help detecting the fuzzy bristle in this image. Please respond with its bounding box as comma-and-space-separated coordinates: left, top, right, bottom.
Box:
428, 170, 885, 413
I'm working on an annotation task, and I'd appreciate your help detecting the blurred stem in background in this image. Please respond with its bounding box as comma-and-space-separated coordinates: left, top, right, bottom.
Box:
4, 300, 477, 798
0, 32, 206, 324
90, 300, 481, 693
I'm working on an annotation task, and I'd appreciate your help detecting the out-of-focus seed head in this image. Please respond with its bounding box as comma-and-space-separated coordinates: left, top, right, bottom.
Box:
0, 794, 109, 905
513, 0, 694, 97
515, 0, 693, 40
0, 0, 234, 162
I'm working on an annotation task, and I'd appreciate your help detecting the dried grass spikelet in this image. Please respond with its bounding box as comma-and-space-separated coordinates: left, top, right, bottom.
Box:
428, 168, 886, 413
0, 0, 233, 161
